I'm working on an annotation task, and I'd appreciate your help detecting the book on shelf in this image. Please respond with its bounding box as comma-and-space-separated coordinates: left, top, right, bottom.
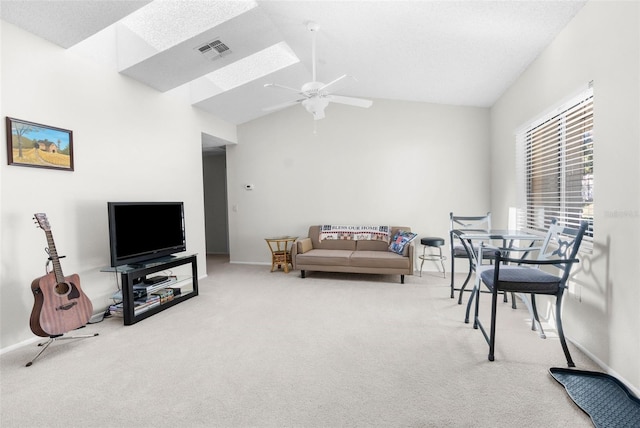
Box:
134, 296, 160, 314
150, 288, 174, 304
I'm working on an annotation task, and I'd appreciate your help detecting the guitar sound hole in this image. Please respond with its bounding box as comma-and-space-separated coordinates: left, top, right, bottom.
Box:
54, 282, 70, 295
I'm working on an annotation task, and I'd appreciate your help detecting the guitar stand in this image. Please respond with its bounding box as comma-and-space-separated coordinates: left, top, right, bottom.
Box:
26, 330, 99, 367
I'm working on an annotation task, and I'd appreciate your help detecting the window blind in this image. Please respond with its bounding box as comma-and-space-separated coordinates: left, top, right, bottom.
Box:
516, 85, 594, 249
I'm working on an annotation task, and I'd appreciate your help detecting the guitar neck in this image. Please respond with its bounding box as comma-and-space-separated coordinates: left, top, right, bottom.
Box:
44, 230, 65, 283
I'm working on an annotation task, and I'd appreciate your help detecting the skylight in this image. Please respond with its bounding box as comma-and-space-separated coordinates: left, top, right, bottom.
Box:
203, 42, 299, 92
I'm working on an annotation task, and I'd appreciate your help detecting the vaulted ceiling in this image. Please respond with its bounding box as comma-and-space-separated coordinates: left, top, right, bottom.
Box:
1, 0, 586, 127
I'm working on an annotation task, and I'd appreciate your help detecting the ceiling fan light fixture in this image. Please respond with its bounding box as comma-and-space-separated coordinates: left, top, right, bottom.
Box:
302, 97, 329, 120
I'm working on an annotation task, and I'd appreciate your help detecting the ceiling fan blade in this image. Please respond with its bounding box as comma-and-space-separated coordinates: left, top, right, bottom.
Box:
262, 99, 304, 112
327, 95, 373, 108
264, 83, 303, 94
319, 74, 352, 93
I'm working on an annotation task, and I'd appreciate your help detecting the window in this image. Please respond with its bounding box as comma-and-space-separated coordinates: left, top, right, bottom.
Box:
516, 84, 594, 248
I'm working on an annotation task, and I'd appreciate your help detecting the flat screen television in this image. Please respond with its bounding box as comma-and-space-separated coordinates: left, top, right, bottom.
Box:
107, 202, 186, 267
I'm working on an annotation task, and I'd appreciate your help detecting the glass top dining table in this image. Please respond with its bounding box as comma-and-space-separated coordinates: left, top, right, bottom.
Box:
454, 229, 543, 242
453, 229, 545, 264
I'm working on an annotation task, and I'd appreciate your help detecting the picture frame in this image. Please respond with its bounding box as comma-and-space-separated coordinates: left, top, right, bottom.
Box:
5, 117, 74, 171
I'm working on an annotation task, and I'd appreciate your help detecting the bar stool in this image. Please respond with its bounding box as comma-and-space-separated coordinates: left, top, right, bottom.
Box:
419, 237, 446, 277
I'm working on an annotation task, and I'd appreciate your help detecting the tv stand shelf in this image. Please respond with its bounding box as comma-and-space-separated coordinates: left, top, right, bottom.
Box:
102, 254, 198, 325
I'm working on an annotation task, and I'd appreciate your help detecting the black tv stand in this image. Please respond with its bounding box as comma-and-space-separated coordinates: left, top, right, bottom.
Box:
101, 254, 198, 325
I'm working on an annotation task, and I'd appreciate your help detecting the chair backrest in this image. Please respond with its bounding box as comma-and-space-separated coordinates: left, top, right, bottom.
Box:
535, 218, 589, 282
449, 212, 492, 234
449, 212, 492, 259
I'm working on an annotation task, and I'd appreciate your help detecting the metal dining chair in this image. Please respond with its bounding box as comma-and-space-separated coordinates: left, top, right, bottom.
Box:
472, 219, 589, 367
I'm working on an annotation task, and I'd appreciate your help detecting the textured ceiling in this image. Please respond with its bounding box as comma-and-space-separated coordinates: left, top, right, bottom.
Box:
1, 0, 586, 130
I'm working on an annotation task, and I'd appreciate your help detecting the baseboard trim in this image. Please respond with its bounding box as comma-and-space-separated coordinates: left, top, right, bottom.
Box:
229, 261, 271, 266
568, 336, 640, 398
0, 336, 40, 356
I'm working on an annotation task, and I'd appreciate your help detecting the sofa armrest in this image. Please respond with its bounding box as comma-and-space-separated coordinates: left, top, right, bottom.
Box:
292, 238, 312, 271
297, 237, 313, 254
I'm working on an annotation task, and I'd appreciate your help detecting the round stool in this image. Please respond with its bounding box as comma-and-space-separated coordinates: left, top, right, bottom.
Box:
419, 237, 446, 278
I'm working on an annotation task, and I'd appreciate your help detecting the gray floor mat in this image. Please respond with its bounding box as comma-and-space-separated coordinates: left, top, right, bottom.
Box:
550, 367, 640, 428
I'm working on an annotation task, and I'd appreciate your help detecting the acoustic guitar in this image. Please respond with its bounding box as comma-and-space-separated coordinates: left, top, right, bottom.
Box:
30, 213, 93, 337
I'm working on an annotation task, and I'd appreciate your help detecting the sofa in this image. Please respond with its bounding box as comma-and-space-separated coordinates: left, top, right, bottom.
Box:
291, 225, 415, 283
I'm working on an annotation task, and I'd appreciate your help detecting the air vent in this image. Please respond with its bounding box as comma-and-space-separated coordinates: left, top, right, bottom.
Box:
196, 39, 230, 59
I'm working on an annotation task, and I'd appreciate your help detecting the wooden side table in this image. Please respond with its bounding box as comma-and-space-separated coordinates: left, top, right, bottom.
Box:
265, 236, 297, 273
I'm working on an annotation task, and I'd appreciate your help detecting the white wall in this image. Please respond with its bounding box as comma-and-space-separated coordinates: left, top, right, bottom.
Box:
490, 1, 639, 391
229, 99, 491, 265
0, 21, 236, 350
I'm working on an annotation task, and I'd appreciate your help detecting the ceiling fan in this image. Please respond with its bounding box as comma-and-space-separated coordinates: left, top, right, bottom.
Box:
263, 21, 373, 120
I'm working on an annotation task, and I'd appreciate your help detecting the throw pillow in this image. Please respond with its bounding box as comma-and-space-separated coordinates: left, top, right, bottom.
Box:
388, 230, 417, 255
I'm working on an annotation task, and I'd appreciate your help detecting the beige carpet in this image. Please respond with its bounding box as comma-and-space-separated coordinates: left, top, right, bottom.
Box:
0, 256, 598, 427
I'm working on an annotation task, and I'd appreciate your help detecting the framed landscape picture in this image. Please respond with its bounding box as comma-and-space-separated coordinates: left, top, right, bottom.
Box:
5, 117, 74, 171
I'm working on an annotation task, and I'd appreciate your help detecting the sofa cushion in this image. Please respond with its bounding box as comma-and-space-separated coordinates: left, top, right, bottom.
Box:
308, 226, 357, 251
350, 251, 410, 269
388, 230, 417, 255
296, 249, 354, 266
356, 239, 389, 251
